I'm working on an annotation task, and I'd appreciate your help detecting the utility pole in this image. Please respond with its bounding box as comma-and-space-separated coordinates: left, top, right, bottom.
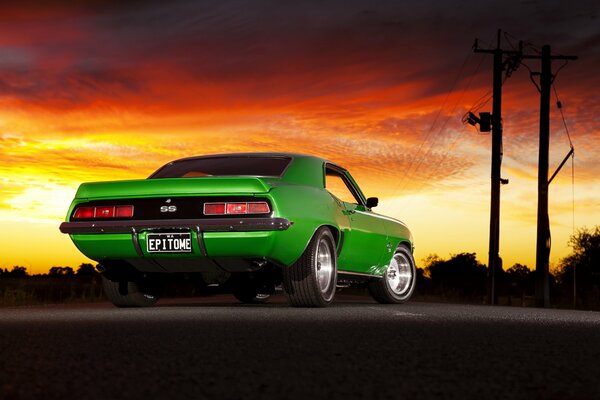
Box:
472, 31, 577, 306
473, 30, 520, 305
523, 46, 577, 307
535, 45, 552, 308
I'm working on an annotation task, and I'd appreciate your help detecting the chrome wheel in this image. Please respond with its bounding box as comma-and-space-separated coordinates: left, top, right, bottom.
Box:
368, 245, 416, 304
282, 227, 337, 307
386, 252, 413, 296
316, 238, 334, 293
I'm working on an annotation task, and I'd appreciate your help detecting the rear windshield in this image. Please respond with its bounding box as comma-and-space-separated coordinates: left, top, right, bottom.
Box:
149, 156, 292, 179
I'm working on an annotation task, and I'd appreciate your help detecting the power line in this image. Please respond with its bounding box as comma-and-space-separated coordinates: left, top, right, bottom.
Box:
552, 84, 574, 148
551, 82, 576, 235
394, 49, 475, 194
391, 34, 499, 197
415, 53, 489, 190
408, 52, 488, 190
395, 43, 491, 196
552, 80, 577, 308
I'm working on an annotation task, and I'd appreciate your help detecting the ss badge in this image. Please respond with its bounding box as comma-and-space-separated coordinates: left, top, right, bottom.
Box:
160, 205, 177, 213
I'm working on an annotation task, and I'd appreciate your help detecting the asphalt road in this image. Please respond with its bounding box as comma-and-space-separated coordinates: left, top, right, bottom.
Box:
1, 295, 600, 400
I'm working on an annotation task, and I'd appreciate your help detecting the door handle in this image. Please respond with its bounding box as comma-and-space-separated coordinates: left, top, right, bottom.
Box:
343, 209, 356, 215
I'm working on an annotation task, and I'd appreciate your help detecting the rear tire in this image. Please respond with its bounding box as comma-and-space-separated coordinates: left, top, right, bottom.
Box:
231, 272, 274, 304
283, 227, 337, 307
369, 245, 416, 304
102, 275, 160, 307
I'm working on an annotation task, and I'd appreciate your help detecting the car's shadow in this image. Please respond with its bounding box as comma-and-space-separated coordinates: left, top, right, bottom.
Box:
154, 293, 377, 308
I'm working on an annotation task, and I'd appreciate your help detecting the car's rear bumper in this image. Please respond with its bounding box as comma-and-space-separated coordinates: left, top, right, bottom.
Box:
60, 218, 294, 271
59, 217, 291, 234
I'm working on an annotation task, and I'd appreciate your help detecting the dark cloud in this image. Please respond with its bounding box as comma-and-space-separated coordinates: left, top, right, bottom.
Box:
0, 65, 141, 108
1, 0, 597, 113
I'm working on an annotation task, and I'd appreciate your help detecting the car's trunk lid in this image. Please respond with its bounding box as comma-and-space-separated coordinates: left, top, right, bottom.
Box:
74, 177, 273, 200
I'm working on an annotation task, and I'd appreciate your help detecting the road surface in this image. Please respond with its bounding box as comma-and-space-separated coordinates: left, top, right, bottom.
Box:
1, 295, 599, 399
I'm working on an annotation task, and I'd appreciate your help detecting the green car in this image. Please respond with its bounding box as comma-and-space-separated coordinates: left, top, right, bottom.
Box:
60, 153, 416, 307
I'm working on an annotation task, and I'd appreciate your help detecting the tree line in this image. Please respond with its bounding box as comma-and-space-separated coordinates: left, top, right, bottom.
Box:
0, 263, 97, 278
416, 226, 600, 309
0, 263, 103, 306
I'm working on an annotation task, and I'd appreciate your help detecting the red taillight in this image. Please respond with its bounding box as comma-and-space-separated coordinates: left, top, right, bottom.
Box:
204, 203, 226, 215
73, 205, 134, 219
73, 207, 94, 219
203, 201, 270, 215
226, 203, 247, 214
95, 206, 115, 218
247, 202, 270, 214
115, 205, 134, 218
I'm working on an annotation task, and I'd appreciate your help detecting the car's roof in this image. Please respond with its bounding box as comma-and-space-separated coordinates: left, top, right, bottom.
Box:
168, 152, 331, 164
159, 152, 346, 188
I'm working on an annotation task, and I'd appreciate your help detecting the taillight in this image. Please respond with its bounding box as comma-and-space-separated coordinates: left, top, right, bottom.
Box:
73, 205, 134, 219
203, 201, 270, 215
95, 206, 115, 218
73, 207, 94, 219
203, 203, 226, 215
247, 202, 270, 214
115, 205, 134, 218
226, 203, 247, 214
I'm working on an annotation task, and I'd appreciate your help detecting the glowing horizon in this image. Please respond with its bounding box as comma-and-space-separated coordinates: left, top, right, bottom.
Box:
0, 1, 598, 274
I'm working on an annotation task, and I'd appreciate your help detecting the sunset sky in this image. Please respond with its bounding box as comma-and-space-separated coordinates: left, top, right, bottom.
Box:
0, 1, 598, 274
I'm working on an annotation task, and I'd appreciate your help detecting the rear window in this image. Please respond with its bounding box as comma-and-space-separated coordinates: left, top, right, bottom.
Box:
149, 156, 292, 179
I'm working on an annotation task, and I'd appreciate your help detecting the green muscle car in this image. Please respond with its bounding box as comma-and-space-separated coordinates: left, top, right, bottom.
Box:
60, 153, 416, 307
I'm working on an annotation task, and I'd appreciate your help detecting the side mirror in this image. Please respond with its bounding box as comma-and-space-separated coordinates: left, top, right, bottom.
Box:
366, 197, 378, 208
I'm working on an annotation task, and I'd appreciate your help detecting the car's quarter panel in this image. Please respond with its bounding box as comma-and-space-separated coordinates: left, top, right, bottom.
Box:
265, 184, 348, 266
246, 155, 350, 267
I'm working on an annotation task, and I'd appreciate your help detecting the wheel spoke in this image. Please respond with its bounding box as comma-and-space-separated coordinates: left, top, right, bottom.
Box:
316, 239, 333, 293
386, 253, 413, 296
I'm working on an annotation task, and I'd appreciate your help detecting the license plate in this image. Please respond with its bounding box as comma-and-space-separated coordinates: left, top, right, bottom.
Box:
146, 233, 192, 253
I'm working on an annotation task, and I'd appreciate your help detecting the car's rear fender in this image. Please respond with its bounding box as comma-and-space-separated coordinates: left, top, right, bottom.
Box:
267, 185, 345, 267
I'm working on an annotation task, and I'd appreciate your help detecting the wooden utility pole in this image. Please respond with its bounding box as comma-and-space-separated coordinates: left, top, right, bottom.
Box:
474, 30, 520, 304
535, 45, 553, 307
523, 46, 577, 307
473, 32, 577, 306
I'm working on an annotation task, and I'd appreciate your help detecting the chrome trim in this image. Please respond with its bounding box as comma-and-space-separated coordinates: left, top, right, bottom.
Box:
195, 226, 207, 257
337, 270, 383, 279
59, 217, 292, 234
131, 228, 144, 257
